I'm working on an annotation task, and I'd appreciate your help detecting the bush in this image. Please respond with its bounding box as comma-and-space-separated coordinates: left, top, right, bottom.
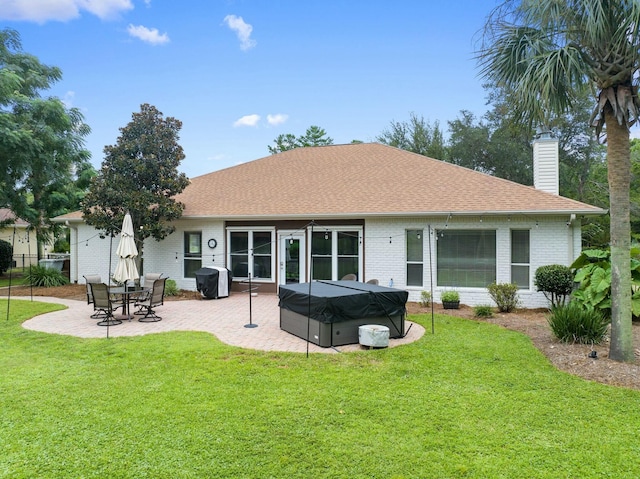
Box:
420, 291, 431, 307
0, 239, 13, 275
164, 279, 179, 296
547, 302, 609, 344
571, 246, 640, 319
440, 290, 460, 302
24, 265, 69, 287
534, 264, 574, 308
487, 282, 520, 312
474, 305, 493, 318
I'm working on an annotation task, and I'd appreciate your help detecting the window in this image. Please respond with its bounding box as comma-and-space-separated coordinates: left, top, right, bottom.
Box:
228, 229, 274, 280
311, 231, 333, 280
337, 231, 359, 280
406, 229, 423, 287
184, 232, 202, 278
511, 229, 530, 289
311, 228, 362, 280
437, 230, 496, 287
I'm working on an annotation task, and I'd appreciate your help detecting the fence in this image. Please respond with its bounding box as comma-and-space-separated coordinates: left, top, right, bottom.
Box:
11, 254, 71, 279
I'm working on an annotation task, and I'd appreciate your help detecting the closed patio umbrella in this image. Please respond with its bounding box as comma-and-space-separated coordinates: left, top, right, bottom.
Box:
113, 212, 139, 284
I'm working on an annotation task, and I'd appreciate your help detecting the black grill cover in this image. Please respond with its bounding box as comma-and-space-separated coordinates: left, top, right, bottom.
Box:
195, 267, 232, 299
278, 280, 408, 323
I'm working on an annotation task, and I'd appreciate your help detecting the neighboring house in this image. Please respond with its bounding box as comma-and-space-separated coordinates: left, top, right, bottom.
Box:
56, 141, 605, 308
0, 208, 48, 268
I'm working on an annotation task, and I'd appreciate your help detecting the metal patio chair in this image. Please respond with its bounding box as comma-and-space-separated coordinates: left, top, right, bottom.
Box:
89, 282, 124, 326
135, 277, 167, 323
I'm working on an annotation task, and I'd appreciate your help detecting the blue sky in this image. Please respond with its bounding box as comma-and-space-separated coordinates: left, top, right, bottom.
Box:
1, 0, 502, 178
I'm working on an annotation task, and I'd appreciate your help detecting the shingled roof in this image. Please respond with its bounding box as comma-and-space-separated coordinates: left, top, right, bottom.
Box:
175, 142, 604, 219
0, 208, 28, 226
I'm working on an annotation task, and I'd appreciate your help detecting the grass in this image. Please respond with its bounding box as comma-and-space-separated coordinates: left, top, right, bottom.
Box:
0, 269, 28, 287
1, 300, 640, 478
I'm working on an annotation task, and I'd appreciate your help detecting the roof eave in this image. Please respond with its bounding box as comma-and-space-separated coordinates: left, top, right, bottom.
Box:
180, 208, 607, 221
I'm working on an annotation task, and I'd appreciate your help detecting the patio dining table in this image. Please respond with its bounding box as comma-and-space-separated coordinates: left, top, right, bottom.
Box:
108, 286, 148, 321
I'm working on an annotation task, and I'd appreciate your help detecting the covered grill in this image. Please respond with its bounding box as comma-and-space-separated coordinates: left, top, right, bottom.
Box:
195, 267, 232, 299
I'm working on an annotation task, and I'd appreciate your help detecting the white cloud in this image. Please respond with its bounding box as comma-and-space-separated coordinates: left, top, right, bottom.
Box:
0, 0, 134, 23
127, 24, 170, 45
223, 14, 256, 51
266, 114, 288, 126
61, 90, 75, 108
233, 114, 260, 127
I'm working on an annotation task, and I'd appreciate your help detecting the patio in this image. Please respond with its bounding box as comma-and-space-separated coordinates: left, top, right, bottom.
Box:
20, 293, 425, 354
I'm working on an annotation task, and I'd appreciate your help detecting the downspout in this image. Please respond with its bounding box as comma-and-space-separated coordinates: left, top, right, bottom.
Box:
566, 214, 576, 264
66, 221, 79, 283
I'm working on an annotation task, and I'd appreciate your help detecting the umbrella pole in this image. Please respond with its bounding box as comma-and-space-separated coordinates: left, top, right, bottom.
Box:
107, 234, 114, 339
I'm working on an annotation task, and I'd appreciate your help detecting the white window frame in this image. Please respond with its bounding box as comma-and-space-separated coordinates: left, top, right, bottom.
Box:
406, 229, 424, 287
183, 231, 202, 279
226, 227, 276, 282
510, 229, 531, 290
308, 226, 363, 281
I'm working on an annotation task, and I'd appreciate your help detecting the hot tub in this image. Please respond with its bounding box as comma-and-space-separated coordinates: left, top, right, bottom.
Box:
278, 280, 408, 347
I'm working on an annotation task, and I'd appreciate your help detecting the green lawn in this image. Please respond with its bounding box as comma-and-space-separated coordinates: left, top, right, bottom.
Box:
1, 299, 639, 478
0, 271, 27, 287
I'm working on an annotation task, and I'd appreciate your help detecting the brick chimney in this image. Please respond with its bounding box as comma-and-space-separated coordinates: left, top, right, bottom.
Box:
533, 129, 559, 195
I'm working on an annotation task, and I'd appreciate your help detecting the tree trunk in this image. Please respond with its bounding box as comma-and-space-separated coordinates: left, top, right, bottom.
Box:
605, 107, 634, 362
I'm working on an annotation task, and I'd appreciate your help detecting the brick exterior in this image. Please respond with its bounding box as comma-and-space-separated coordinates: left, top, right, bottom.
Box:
71, 215, 579, 308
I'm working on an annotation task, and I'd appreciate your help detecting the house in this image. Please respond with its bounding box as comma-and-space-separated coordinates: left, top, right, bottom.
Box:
0, 208, 51, 269
56, 141, 605, 308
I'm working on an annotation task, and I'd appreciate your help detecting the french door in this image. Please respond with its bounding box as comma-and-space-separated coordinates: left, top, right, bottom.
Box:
278, 231, 305, 286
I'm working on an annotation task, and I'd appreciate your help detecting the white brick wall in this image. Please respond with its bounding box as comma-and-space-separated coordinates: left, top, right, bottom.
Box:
364, 215, 579, 308
143, 219, 225, 291
70, 215, 580, 308
70, 219, 225, 291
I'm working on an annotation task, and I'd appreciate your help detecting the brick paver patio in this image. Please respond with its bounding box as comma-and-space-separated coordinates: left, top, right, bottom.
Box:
19, 293, 425, 354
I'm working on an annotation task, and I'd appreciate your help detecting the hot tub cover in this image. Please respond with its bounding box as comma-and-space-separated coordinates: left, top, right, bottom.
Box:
278, 280, 408, 324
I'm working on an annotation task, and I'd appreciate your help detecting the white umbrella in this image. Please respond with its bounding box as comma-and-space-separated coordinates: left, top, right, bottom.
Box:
113, 212, 139, 284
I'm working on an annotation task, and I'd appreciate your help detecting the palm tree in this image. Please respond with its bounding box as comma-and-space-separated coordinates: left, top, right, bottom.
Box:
478, 0, 640, 362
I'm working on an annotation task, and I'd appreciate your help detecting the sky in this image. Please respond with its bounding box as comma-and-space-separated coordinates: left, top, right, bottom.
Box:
1, 0, 503, 178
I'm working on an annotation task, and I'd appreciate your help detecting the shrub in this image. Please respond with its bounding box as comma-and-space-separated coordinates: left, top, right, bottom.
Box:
440, 290, 459, 302
0, 239, 13, 275
474, 305, 493, 318
547, 302, 609, 344
487, 282, 520, 312
534, 264, 574, 308
571, 246, 640, 319
24, 265, 69, 287
164, 279, 179, 296
420, 291, 431, 307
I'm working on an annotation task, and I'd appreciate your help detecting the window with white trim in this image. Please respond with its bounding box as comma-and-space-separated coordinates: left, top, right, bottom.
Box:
406, 229, 423, 287
228, 228, 275, 281
511, 229, 530, 289
437, 229, 496, 287
311, 228, 362, 280
184, 232, 202, 278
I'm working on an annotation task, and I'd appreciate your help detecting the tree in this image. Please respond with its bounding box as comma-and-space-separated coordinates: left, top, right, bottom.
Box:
82, 104, 190, 265
376, 113, 447, 160
0, 238, 12, 275
268, 126, 333, 154
447, 108, 534, 184
0, 28, 93, 259
478, 0, 640, 362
